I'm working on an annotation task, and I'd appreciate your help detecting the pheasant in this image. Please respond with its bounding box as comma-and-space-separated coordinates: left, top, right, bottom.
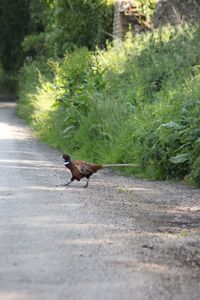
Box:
62, 154, 139, 187
63, 154, 102, 187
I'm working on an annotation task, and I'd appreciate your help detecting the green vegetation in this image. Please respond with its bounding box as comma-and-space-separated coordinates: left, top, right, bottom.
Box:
0, 0, 114, 93
0, 0, 30, 94
17, 25, 200, 186
0, 0, 30, 72
22, 0, 114, 57
0, 0, 199, 186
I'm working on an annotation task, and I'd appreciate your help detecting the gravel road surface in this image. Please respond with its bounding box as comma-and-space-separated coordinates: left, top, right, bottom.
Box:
0, 101, 200, 300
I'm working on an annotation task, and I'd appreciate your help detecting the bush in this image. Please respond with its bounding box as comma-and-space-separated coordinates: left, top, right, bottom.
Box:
18, 25, 200, 186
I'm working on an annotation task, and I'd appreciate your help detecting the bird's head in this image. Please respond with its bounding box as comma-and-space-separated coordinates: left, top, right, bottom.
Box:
63, 154, 71, 163
63, 154, 70, 160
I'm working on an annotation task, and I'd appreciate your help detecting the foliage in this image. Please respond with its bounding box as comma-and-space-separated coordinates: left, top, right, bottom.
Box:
137, 0, 157, 21
0, 0, 30, 71
22, 0, 114, 58
0, 0, 114, 92
18, 25, 200, 187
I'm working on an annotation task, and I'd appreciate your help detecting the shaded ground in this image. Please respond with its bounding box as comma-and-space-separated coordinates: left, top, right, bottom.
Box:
0, 101, 199, 300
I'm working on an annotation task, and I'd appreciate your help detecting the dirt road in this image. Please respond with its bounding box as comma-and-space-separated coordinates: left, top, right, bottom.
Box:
0, 101, 199, 300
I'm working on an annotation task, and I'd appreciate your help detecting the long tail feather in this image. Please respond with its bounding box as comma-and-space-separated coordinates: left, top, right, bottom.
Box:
102, 163, 140, 168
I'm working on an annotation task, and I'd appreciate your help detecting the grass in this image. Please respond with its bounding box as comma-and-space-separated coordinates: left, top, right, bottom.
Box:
17, 25, 200, 186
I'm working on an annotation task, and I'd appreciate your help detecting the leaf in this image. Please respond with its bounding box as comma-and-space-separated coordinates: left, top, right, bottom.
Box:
62, 125, 76, 134
159, 121, 183, 130
169, 153, 189, 164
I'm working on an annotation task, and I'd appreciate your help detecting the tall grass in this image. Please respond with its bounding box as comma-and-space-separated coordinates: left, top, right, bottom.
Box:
17, 25, 200, 186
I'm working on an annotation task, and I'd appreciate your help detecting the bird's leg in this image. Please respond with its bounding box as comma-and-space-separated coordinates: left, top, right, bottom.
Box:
64, 181, 72, 186
63, 177, 75, 187
84, 177, 90, 188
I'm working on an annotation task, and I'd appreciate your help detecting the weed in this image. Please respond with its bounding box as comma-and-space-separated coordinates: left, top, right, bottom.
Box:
17, 25, 200, 186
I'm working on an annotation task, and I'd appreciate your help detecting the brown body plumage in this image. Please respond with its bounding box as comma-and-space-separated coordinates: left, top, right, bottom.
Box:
63, 154, 139, 187
63, 154, 102, 187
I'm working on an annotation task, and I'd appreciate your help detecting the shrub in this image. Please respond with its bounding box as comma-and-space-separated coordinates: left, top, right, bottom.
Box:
18, 25, 200, 186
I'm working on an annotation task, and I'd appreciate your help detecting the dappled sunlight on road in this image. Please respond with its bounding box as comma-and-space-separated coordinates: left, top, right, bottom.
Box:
0, 122, 32, 140
0, 102, 16, 109
0, 165, 62, 171
0, 292, 28, 300
136, 262, 170, 273
165, 206, 200, 213
0, 159, 57, 166
0, 150, 39, 155
63, 238, 115, 246
109, 260, 174, 275
116, 187, 151, 192
1, 101, 200, 300
128, 262, 175, 275
0, 158, 62, 171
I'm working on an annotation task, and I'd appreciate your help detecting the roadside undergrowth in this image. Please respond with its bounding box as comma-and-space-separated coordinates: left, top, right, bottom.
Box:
17, 25, 200, 187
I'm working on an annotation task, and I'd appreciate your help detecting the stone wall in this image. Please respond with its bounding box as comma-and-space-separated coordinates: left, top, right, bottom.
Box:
154, 0, 200, 27
113, 0, 151, 41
